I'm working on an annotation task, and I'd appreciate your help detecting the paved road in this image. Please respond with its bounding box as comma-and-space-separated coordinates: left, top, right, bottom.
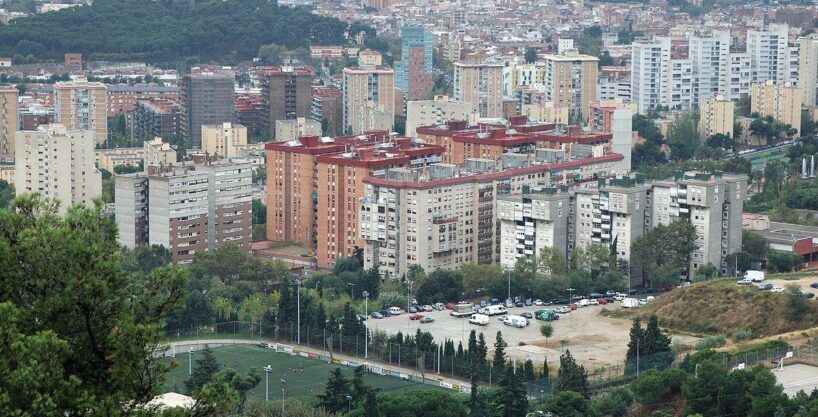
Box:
165, 338, 470, 388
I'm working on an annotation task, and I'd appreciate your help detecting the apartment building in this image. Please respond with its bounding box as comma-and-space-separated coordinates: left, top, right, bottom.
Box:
311, 86, 343, 137
276, 117, 322, 142
115, 159, 253, 263
631, 38, 693, 112
798, 35, 818, 107
106, 85, 180, 116
53, 81, 107, 144
95, 147, 144, 172
728, 53, 752, 101
699, 94, 735, 139
202, 122, 247, 159
453, 62, 504, 118
542, 52, 599, 118
689, 31, 731, 104
751, 81, 803, 132
747, 24, 790, 85
14, 124, 102, 213
405, 95, 477, 136
234, 92, 265, 141
395, 25, 435, 100
502, 62, 546, 97
143, 137, 177, 167
597, 66, 632, 102
0, 87, 17, 156
260, 66, 312, 139
342, 66, 395, 134
133, 98, 182, 141
359, 154, 624, 278
498, 171, 747, 285
180, 69, 235, 148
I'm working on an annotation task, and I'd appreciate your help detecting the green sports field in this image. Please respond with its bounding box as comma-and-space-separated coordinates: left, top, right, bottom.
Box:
164, 344, 443, 400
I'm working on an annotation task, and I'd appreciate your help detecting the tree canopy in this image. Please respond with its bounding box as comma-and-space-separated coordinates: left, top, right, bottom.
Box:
0, 0, 359, 63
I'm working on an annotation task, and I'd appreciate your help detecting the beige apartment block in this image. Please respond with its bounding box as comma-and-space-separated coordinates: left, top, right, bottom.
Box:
798, 35, 818, 107
542, 52, 599, 118
275, 117, 322, 142
521, 102, 570, 125
144, 137, 177, 167
343, 66, 395, 134
15, 124, 102, 213
453, 62, 504, 118
53, 81, 107, 144
202, 122, 247, 159
95, 147, 144, 172
406, 95, 477, 137
0, 87, 18, 156
751, 81, 802, 133
699, 94, 735, 139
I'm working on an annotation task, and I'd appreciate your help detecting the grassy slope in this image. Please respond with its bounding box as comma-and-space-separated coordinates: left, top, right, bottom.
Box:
630, 279, 818, 337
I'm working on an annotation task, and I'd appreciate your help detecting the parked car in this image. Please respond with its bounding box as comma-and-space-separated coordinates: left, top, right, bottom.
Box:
554, 306, 570, 314
621, 298, 639, 308
555, 297, 569, 305
469, 314, 489, 326
497, 315, 509, 322
520, 311, 534, 319
543, 300, 553, 306
379, 310, 391, 317
614, 293, 626, 301
569, 303, 577, 310
515, 301, 525, 308
422, 305, 433, 312
388, 307, 403, 315
771, 286, 784, 293
505, 299, 515, 308
643, 288, 657, 294
578, 299, 590, 307
737, 278, 753, 285
504, 315, 528, 328
433, 303, 445, 311
408, 306, 418, 313
409, 313, 424, 320
524, 299, 533, 306
479, 300, 487, 308
638, 299, 648, 305
420, 317, 435, 324
757, 283, 774, 291
811, 282, 818, 289
371, 312, 384, 319
588, 299, 599, 306
533, 299, 544, 306
628, 289, 638, 296
801, 292, 816, 299
744, 270, 765, 282
589, 293, 604, 299
571, 295, 583, 301
598, 298, 608, 305
491, 298, 500, 305
357, 314, 367, 321
605, 290, 617, 297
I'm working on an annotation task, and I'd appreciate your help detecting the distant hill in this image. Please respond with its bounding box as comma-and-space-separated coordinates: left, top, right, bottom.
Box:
0, 0, 355, 64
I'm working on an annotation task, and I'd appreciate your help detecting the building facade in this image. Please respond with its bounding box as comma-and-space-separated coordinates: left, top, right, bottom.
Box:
699, 94, 735, 139
453, 62, 504, 118
395, 25, 435, 100
406, 95, 478, 136
751, 81, 803, 133
261, 66, 312, 139
311, 86, 343, 137
180, 70, 235, 148
342, 67, 395, 134
0, 87, 17, 156
276, 117, 322, 142
133, 98, 182, 141
53, 81, 107, 144
14, 124, 102, 213
202, 122, 248, 159
542, 52, 599, 118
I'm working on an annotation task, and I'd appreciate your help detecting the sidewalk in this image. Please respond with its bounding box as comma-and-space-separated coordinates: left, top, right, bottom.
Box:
166, 337, 471, 388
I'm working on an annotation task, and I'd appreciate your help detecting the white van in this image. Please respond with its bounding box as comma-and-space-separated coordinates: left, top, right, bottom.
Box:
504, 315, 528, 328
388, 307, 403, 315
469, 314, 489, 326
744, 270, 765, 282
481, 304, 508, 316
578, 299, 590, 307
621, 298, 639, 308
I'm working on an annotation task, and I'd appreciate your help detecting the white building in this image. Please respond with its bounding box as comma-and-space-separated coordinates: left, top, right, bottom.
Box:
631, 37, 671, 112
747, 24, 790, 85
14, 124, 102, 213
275, 117, 321, 142
689, 31, 730, 104
405, 95, 478, 136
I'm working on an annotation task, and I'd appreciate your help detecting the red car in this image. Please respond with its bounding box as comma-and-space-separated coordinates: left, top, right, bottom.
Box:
569, 303, 577, 310
409, 313, 425, 320
599, 298, 608, 305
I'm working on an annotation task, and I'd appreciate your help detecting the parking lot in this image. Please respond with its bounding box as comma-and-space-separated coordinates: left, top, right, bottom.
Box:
366, 301, 699, 371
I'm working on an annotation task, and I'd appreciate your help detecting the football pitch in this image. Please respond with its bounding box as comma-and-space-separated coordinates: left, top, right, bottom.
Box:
164, 344, 441, 400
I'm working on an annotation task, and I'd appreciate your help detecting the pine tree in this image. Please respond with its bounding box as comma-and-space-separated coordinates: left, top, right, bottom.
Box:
351, 365, 369, 403
626, 317, 644, 360
542, 357, 549, 380
468, 372, 487, 417
184, 345, 220, 394
363, 390, 380, 417
467, 330, 478, 373
642, 314, 671, 355
317, 368, 351, 413
523, 359, 535, 381
496, 362, 529, 417
493, 331, 507, 372
554, 350, 589, 398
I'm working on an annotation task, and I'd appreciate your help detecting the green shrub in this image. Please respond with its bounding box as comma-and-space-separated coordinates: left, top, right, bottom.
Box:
694, 334, 726, 350
731, 329, 752, 342
730, 339, 790, 357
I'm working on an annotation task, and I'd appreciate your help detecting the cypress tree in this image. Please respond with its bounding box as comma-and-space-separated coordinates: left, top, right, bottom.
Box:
493, 331, 507, 372
496, 362, 529, 417
626, 317, 644, 360
542, 357, 549, 380
554, 350, 589, 398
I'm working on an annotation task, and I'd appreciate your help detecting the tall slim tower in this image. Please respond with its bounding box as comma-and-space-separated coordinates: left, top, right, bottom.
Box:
0, 87, 18, 156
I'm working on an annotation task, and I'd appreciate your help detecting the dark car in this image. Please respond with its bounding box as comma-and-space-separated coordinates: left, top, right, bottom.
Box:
628, 289, 638, 295
811, 282, 818, 289
757, 283, 774, 291
370, 312, 384, 319
420, 316, 435, 324
357, 314, 367, 322
802, 292, 816, 299
379, 310, 392, 317
524, 299, 533, 306
543, 300, 553, 306
589, 293, 604, 299
515, 301, 524, 307
643, 288, 657, 294
408, 306, 418, 313
571, 295, 583, 301
520, 312, 534, 319
555, 297, 569, 305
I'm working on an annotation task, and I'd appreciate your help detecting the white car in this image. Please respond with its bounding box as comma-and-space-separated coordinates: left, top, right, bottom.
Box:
771, 286, 785, 293
588, 299, 599, 306
638, 298, 648, 305
737, 278, 753, 285
614, 293, 626, 301
533, 299, 543, 306
422, 304, 433, 312
578, 299, 590, 307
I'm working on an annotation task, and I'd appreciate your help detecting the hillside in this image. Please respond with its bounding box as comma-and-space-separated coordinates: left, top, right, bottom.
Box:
0, 0, 356, 64
617, 279, 818, 337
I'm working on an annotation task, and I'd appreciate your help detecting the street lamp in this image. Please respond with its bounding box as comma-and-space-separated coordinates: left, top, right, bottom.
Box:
264, 365, 272, 402
280, 376, 287, 417
347, 282, 356, 299
188, 347, 194, 375
566, 287, 575, 327
507, 270, 512, 305
346, 395, 353, 412
363, 291, 369, 359
296, 279, 301, 345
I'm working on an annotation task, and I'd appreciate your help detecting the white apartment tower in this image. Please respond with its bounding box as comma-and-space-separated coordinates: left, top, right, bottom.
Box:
689, 31, 731, 104
747, 24, 790, 85
14, 124, 102, 213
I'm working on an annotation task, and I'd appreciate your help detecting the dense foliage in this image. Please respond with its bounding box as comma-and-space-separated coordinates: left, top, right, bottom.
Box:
0, 0, 355, 63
